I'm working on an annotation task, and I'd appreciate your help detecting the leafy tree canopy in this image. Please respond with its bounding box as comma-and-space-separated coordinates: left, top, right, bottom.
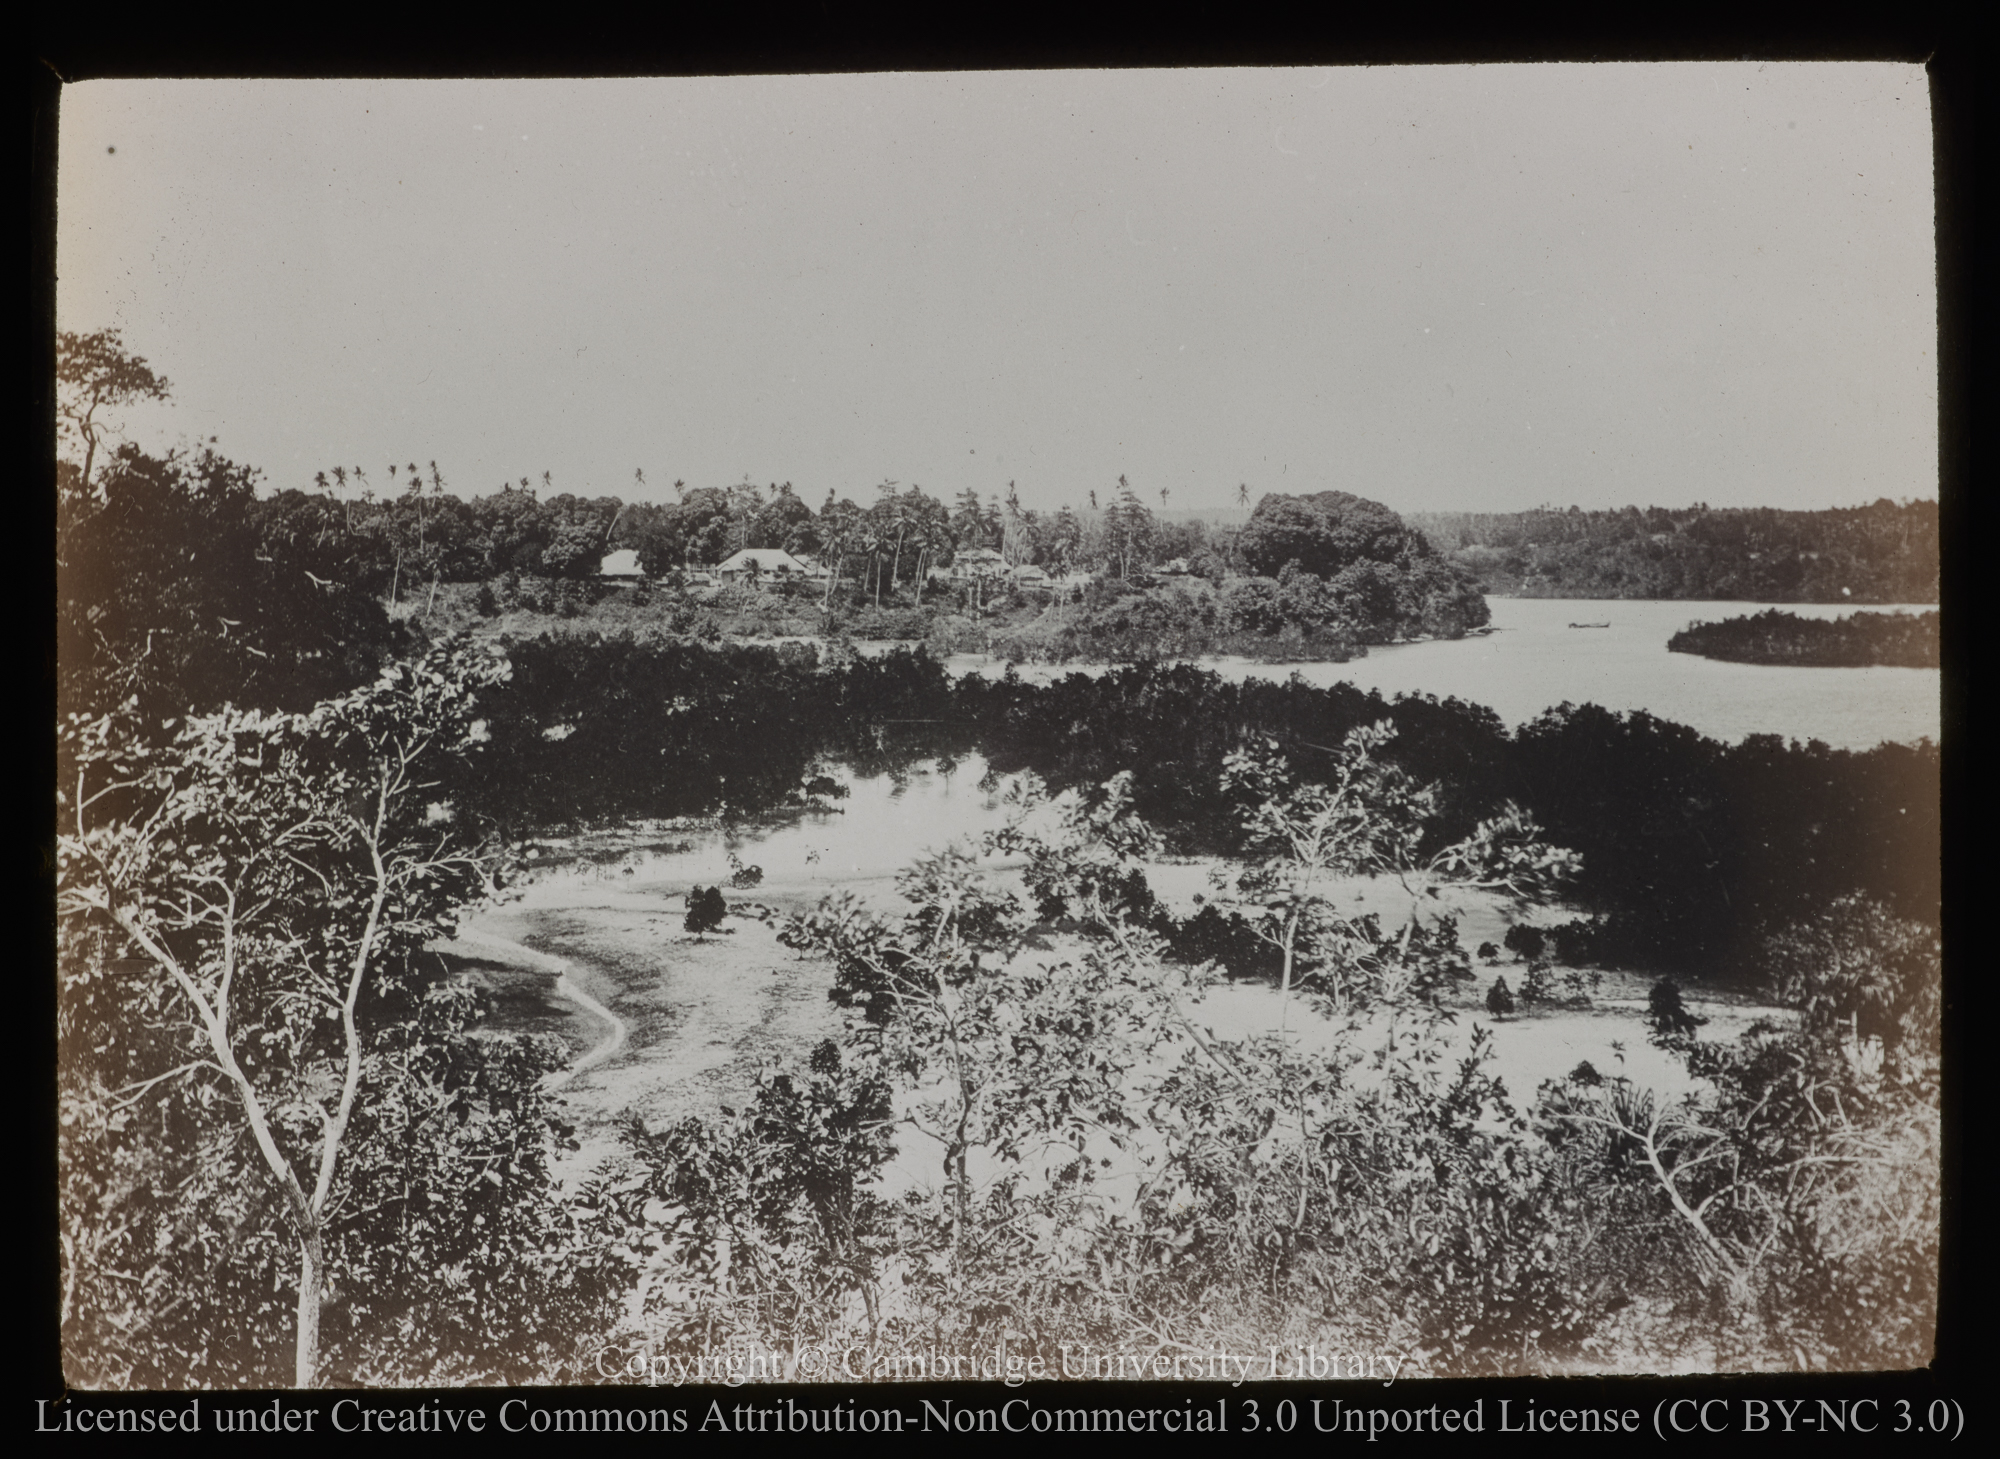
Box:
1239, 490, 1437, 579
57, 328, 172, 498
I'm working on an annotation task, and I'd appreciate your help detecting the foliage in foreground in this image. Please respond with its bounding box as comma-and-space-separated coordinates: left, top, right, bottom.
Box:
57, 645, 622, 1387
603, 733, 1939, 1375
55, 671, 1939, 1383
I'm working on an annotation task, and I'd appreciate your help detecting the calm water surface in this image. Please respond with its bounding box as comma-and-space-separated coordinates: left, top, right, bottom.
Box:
946, 597, 1939, 749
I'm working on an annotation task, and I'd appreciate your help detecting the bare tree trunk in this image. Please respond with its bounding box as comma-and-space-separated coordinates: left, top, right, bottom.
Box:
1277, 909, 1298, 1036
294, 1227, 325, 1388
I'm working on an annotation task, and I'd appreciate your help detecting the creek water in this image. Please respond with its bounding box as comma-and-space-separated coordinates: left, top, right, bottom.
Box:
482, 595, 1938, 1166
943, 596, 1940, 750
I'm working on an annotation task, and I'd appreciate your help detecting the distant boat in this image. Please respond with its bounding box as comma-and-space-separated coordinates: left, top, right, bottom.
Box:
1568, 621, 1611, 629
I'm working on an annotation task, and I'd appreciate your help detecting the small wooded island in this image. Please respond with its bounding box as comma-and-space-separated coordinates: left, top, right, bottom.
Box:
1667, 608, 1940, 668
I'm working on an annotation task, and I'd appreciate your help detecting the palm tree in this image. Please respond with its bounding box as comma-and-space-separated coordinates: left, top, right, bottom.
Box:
879, 481, 916, 597
907, 491, 951, 605
1237, 482, 1251, 510
1001, 482, 1024, 568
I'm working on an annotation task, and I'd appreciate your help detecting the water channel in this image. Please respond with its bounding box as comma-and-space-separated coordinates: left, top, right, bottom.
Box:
943, 596, 1940, 750
463, 595, 1936, 1177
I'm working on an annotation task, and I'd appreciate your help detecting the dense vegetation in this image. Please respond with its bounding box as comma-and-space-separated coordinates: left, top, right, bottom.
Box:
1410, 501, 1938, 603
403, 631, 1933, 991
963, 668, 1938, 979
618, 750, 1937, 1375
1668, 609, 1941, 668
58, 442, 407, 717
55, 331, 1939, 1385
1240, 491, 1490, 639
333, 629, 1933, 989
58, 338, 1485, 707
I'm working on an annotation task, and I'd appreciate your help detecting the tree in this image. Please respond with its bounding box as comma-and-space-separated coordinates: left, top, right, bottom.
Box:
1486, 975, 1516, 1019
1239, 490, 1442, 581
858, 482, 924, 605
58, 644, 512, 1387
62, 443, 400, 717
903, 489, 953, 605
58, 332, 400, 717
1760, 893, 1938, 1093
617, 1040, 897, 1348
754, 481, 815, 555
684, 885, 727, 938
1215, 723, 1578, 1029
58, 329, 173, 500
1107, 476, 1155, 578
1049, 506, 1083, 579
780, 793, 1182, 1276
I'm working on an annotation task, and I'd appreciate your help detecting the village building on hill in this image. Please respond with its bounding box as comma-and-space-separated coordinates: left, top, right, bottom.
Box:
598, 548, 645, 581
937, 546, 1010, 583
714, 547, 826, 586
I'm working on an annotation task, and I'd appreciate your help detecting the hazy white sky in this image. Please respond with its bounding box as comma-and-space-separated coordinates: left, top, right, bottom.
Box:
57, 65, 1935, 514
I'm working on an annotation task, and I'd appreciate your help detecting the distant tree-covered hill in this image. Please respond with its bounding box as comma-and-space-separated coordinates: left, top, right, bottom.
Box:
1407, 501, 1936, 603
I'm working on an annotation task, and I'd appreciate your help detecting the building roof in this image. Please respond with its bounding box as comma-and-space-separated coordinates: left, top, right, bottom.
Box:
715, 547, 810, 575
599, 548, 645, 577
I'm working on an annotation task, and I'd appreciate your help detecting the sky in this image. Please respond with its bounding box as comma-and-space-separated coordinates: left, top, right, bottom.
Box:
56, 65, 1936, 516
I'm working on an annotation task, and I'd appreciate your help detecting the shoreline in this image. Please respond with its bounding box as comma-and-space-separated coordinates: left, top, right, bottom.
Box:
446, 806, 1781, 1190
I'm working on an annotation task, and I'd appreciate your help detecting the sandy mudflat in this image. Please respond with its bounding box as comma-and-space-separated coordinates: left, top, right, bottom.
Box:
444, 819, 1781, 1198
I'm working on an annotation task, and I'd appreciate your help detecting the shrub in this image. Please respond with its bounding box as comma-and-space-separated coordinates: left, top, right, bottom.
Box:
1536, 907, 1941, 1369
923, 614, 989, 656
844, 605, 935, 641
1520, 958, 1601, 1008
1646, 980, 1706, 1041
684, 885, 728, 937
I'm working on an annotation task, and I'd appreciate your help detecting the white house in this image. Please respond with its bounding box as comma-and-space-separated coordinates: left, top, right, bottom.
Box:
599, 548, 645, 580
942, 547, 1011, 582
714, 547, 814, 585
